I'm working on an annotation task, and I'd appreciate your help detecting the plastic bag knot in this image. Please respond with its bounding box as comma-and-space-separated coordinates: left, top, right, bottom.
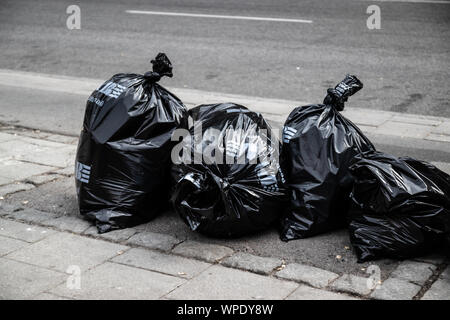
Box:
323, 74, 363, 111
143, 53, 173, 83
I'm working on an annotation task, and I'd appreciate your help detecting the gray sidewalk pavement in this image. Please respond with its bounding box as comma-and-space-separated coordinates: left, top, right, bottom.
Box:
0, 124, 449, 300
0, 69, 449, 300
0, 217, 348, 300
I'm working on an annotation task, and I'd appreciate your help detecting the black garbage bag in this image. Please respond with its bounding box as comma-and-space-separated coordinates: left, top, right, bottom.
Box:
348, 151, 450, 262
75, 53, 188, 233
171, 103, 288, 238
280, 75, 376, 241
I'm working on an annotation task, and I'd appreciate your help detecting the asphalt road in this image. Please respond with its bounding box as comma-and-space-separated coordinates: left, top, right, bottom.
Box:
1, 0, 449, 117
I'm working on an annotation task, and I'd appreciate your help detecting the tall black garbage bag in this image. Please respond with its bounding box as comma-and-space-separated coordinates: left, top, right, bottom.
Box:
280, 75, 376, 241
171, 103, 288, 238
75, 53, 188, 233
348, 151, 450, 262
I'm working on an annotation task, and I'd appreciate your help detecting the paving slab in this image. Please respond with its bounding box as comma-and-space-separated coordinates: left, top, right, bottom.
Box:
0, 258, 66, 299
16, 145, 76, 168
426, 133, 450, 143
0, 132, 15, 142
172, 241, 234, 263
390, 261, 436, 285
221, 252, 284, 275
374, 121, 432, 139
356, 124, 378, 134
390, 114, 442, 126
5, 232, 128, 272
111, 247, 211, 279
54, 165, 75, 176
421, 278, 450, 300
50, 262, 185, 300
83, 226, 137, 242
342, 108, 392, 126
41, 215, 91, 233
370, 277, 421, 300
287, 285, 359, 300
126, 231, 182, 252
440, 266, 450, 280
17, 136, 68, 149
0, 202, 22, 213
331, 274, 373, 296
0, 159, 55, 181
166, 265, 298, 300
33, 293, 71, 300
125, 211, 398, 279
0, 139, 47, 160
4, 177, 77, 216
0, 218, 55, 242
45, 134, 78, 145
0, 235, 29, 256
275, 263, 339, 289
24, 173, 62, 185
4, 129, 50, 140
431, 121, 450, 135
5, 207, 56, 223
0, 182, 35, 195
0, 176, 12, 186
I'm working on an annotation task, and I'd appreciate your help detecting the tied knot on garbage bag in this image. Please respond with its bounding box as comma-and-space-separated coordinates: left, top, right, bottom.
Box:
143, 52, 173, 83
323, 74, 363, 111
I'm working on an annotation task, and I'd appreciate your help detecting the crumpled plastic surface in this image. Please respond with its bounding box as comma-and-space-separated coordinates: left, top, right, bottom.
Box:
348, 151, 450, 262
280, 75, 376, 241
171, 103, 288, 238
75, 53, 188, 233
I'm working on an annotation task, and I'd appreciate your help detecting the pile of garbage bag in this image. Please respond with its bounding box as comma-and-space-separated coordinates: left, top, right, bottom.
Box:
348, 151, 450, 262
171, 103, 288, 237
74, 58, 450, 263
280, 75, 376, 241
75, 53, 188, 233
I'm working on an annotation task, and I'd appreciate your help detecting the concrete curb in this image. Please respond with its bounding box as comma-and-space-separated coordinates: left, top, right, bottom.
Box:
2, 210, 448, 300
1, 69, 449, 143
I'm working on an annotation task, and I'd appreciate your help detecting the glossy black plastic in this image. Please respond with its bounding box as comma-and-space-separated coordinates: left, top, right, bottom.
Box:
171, 103, 288, 237
280, 75, 375, 241
348, 151, 450, 262
75, 53, 188, 233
